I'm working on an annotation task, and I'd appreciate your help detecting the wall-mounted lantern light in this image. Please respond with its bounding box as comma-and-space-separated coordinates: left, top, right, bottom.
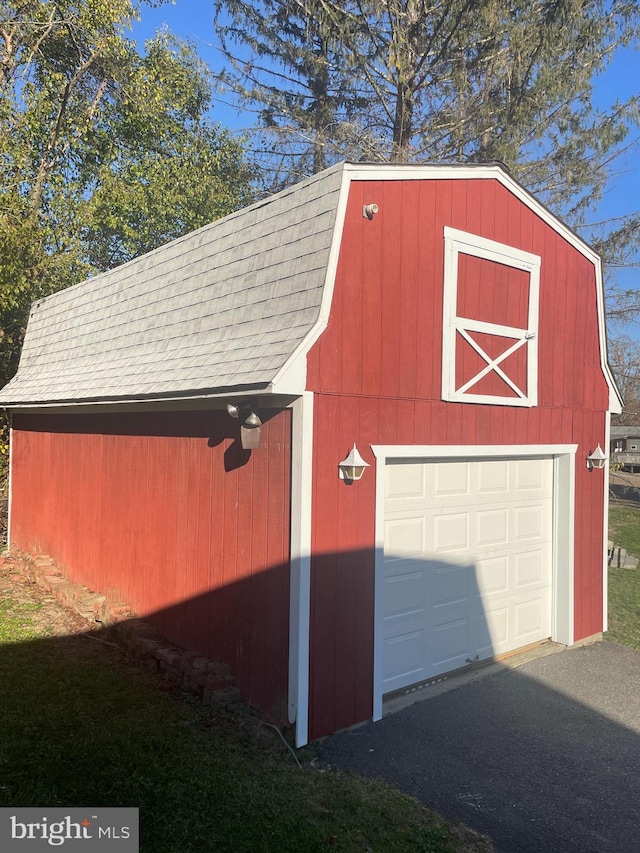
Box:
226, 400, 262, 449
338, 443, 370, 482
586, 444, 607, 470
240, 411, 262, 450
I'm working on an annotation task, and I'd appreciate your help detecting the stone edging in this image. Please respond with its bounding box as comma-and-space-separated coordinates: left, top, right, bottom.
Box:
8, 551, 241, 710
607, 541, 639, 569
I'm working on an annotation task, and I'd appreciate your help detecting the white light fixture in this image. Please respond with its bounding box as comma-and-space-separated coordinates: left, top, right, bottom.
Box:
586, 444, 607, 470
338, 443, 370, 482
240, 411, 262, 450
226, 402, 241, 418
363, 203, 379, 220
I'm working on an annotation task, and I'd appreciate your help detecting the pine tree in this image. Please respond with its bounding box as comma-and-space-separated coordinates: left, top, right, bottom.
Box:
215, 0, 640, 264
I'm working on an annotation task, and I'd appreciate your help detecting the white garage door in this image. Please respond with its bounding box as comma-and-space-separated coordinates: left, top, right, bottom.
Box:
382, 456, 553, 695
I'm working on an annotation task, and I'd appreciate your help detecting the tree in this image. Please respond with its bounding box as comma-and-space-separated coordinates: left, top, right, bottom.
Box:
610, 338, 640, 424
0, 0, 253, 388
214, 0, 640, 266
215, 0, 364, 187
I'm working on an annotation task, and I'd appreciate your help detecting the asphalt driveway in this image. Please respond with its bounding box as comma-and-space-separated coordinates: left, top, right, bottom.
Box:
319, 642, 640, 853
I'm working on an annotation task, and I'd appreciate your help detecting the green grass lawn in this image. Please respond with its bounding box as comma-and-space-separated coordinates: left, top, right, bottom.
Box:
0, 589, 490, 853
607, 504, 640, 650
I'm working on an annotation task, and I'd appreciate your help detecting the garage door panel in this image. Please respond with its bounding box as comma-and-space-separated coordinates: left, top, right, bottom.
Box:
432, 617, 471, 672
479, 605, 508, 650
514, 458, 550, 493
512, 504, 549, 543
386, 462, 427, 502
514, 550, 549, 589
477, 460, 509, 494
476, 508, 509, 546
513, 596, 550, 642
384, 569, 425, 621
385, 517, 425, 556
382, 456, 553, 694
433, 513, 470, 551
383, 629, 425, 690
433, 461, 470, 496
432, 563, 473, 609
475, 555, 509, 595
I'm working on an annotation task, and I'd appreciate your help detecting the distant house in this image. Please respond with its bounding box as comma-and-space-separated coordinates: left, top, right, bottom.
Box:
0, 161, 621, 745
610, 426, 640, 472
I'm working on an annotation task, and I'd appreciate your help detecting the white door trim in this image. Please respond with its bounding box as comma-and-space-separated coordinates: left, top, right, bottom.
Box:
370, 443, 577, 721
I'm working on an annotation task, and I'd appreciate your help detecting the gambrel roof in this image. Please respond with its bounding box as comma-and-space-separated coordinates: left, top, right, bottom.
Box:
0, 163, 345, 405
0, 161, 620, 409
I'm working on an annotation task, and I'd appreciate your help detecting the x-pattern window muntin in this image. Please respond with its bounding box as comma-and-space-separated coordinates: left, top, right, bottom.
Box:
442, 227, 541, 407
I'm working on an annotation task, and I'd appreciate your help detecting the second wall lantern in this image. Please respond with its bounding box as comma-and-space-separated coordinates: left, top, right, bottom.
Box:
338, 443, 370, 482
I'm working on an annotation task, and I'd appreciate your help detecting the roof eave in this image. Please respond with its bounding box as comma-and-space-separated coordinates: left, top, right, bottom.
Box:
0, 381, 287, 411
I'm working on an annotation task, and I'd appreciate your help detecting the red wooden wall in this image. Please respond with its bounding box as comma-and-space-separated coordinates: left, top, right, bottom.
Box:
306, 178, 610, 740
10, 408, 292, 723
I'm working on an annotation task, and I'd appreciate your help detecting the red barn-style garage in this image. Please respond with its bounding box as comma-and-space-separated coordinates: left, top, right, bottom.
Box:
0, 162, 620, 746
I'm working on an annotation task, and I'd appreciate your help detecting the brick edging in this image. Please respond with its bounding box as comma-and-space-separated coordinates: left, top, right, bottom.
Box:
4, 551, 241, 710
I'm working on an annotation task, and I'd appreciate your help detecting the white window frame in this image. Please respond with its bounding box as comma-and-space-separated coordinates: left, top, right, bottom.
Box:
442, 227, 541, 407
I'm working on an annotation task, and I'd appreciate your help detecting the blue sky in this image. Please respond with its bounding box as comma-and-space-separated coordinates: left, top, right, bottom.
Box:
130, 0, 640, 312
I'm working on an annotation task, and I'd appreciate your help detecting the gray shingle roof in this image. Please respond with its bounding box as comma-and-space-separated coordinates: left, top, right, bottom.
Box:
0, 162, 345, 405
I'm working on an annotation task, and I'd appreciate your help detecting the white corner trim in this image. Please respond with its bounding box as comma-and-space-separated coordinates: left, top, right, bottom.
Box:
270, 169, 352, 394
442, 227, 540, 408
372, 450, 386, 722
371, 443, 577, 720
288, 392, 314, 747
602, 412, 611, 632
552, 451, 575, 646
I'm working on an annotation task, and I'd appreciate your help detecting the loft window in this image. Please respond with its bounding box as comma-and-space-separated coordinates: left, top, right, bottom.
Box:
442, 227, 541, 407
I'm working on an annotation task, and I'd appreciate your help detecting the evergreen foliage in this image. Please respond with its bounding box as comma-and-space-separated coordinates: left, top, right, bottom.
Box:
215, 0, 640, 270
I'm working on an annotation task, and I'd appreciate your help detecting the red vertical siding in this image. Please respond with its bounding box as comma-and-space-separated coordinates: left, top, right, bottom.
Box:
306, 178, 610, 740
10, 409, 292, 723
309, 179, 609, 412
